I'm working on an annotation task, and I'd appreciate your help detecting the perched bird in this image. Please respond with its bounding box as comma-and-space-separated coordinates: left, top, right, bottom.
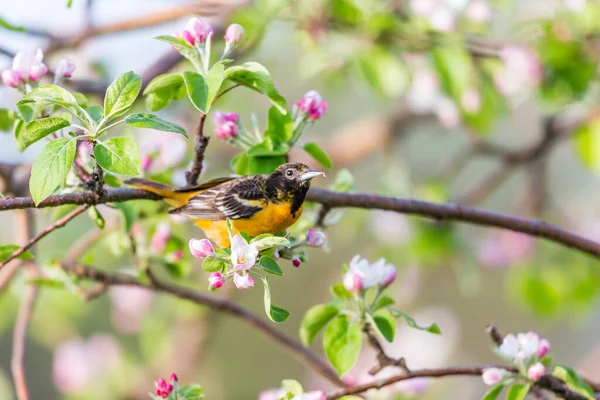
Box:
126, 163, 325, 248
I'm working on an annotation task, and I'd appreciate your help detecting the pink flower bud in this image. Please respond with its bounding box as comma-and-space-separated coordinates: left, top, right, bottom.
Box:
527, 362, 546, 381
131, 223, 143, 239
233, 272, 254, 289
536, 338, 550, 358
1, 69, 23, 88
208, 272, 225, 289
225, 24, 245, 45
155, 377, 174, 398
461, 89, 481, 113
343, 271, 363, 292
482, 368, 505, 385
55, 58, 76, 78
342, 375, 357, 387
150, 223, 171, 253
213, 111, 240, 139
141, 155, 153, 172
292, 256, 301, 267
28, 62, 48, 82
295, 91, 328, 121
176, 29, 195, 46
382, 264, 397, 287
169, 373, 178, 383
189, 238, 215, 259
305, 391, 326, 400
306, 228, 326, 247
186, 17, 213, 44
166, 250, 183, 262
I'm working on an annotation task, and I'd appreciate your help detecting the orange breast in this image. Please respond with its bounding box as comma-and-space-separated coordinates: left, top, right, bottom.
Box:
193, 203, 304, 248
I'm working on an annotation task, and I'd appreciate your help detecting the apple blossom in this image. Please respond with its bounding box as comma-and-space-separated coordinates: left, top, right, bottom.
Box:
208, 272, 225, 289
186, 17, 213, 44
295, 91, 328, 121
482, 368, 506, 385
233, 272, 254, 289
527, 362, 546, 381
537, 338, 550, 357
230, 234, 259, 270
189, 238, 215, 259
306, 228, 326, 247
225, 24, 245, 45
55, 58, 76, 79
342, 255, 397, 293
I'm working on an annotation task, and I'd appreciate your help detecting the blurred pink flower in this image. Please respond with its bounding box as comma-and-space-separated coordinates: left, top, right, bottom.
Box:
109, 286, 153, 333
478, 230, 535, 268
213, 111, 240, 139
466, 0, 492, 23
225, 24, 245, 45
409, 0, 437, 15
176, 29, 195, 46
292, 391, 326, 400
137, 130, 187, 173
189, 238, 215, 259
482, 368, 505, 385
369, 211, 412, 246
233, 272, 254, 289
1, 69, 23, 88
151, 222, 171, 253
527, 362, 546, 381
429, 5, 456, 32
292, 256, 302, 267
76, 140, 93, 165
155, 378, 174, 398
406, 70, 440, 114
537, 338, 550, 357
564, 0, 586, 12
343, 256, 396, 292
55, 58, 76, 79
295, 91, 328, 121
494, 45, 542, 96
306, 228, 326, 248
259, 388, 286, 400
186, 17, 214, 44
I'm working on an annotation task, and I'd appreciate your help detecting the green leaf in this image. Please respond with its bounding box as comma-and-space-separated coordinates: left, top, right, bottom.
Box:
259, 255, 283, 276
202, 257, 226, 272
94, 137, 140, 175
389, 308, 441, 334
115, 202, 135, 231
224, 62, 287, 113
247, 138, 290, 157
125, 113, 187, 137
103, 71, 142, 120
372, 295, 395, 311
573, 119, 600, 171
73, 92, 89, 108
505, 383, 530, 400
259, 275, 290, 323
183, 71, 209, 113
232, 152, 250, 175
86, 105, 104, 123
0, 109, 17, 132
87, 206, 105, 229
145, 93, 171, 112
281, 380, 303, 396
323, 315, 362, 376
28, 277, 66, 288
481, 383, 504, 400
143, 72, 184, 96
358, 46, 408, 98
552, 365, 596, 400
265, 106, 293, 142
14, 119, 26, 151
0, 245, 33, 262
178, 384, 205, 400
22, 117, 71, 148
18, 85, 93, 129
18, 105, 35, 122
300, 304, 339, 346
29, 137, 77, 205
205, 63, 226, 108
248, 155, 286, 174
370, 309, 396, 342
330, 283, 352, 299
103, 173, 121, 187
251, 235, 291, 250
0, 16, 25, 32
303, 142, 333, 169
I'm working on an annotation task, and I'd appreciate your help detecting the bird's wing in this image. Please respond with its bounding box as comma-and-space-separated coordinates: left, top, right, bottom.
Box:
168, 177, 265, 220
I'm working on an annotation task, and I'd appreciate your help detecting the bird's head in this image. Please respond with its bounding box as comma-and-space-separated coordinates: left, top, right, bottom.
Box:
265, 163, 325, 201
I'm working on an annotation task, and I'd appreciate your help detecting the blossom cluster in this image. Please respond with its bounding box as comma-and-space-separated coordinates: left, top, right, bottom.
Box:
343, 255, 397, 292
482, 331, 551, 386
409, 0, 492, 32
2, 49, 76, 90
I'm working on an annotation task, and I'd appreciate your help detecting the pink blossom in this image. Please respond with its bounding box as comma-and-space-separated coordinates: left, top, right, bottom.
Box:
495, 45, 542, 95
230, 234, 258, 270
166, 249, 184, 262
527, 362, 546, 381
291, 391, 326, 400
461, 88, 481, 113
292, 256, 301, 267
55, 58, 76, 78
208, 272, 225, 289
3, 48, 48, 87
151, 222, 171, 253
131, 223, 144, 240
225, 24, 244, 45
466, 0, 492, 23
259, 388, 286, 400
76, 140, 93, 164
213, 111, 240, 139
1, 69, 24, 88
169, 373, 178, 383
482, 368, 505, 385
233, 272, 254, 289
141, 155, 153, 172
306, 228, 326, 247
189, 238, 215, 259
109, 286, 153, 334
186, 17, 213, 44
343, 255, 397, 292
537, 338, 550, 357
155, 377, 174, 398
343, 271, 363, 292
295, 91, 328, 121
176, 29, 195, 46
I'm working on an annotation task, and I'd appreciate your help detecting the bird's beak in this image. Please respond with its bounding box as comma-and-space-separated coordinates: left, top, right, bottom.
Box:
300, 169, 326, 181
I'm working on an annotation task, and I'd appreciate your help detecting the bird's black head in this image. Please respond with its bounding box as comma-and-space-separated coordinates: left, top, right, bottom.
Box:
265, 163, 325, 214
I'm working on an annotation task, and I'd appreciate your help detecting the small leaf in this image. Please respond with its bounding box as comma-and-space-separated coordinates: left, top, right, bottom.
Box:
300, 304, 339, 346
251, 235, 290, 250
183, 71, 209, 113
103, 71, 142, 120
323, 315, 362, 376
370, 309, 396, 342
177, 384, 205, 400
248, 155, 286, 174
259, 275, 290, 323
265, 105, 293, 142
205, 63, 226, 108
143, 72, 184, 96
389, 308, 441, 334
303, 142, 333, 169
330, 283, 352, 299
18, 85, 93, 129
505, 383, 530, 400
0, 108, 17, 132
552, 365, 596, 399
125, 113, 187, 137
94, 137, 140, 175
86, 105, 104, 123
22, 117, 71, 148
145, 93, 171, 112
202, 257, 226, 272
481, 383, 504, 400
224, 62, 287, 113
259, 255, 283, 276
281, 380, 303, 396
372, 295, 395, 311
29, 137, 77, 205
0, 245, 33, 262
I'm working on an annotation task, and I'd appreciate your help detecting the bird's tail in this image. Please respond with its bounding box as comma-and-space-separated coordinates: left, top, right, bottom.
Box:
124, 178, 199, 207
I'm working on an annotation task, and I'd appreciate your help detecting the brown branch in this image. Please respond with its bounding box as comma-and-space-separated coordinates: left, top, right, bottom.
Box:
364, 326, 408, 375
0, 205, 90, 270
186, 113, 210, 187
60, 262, 343, 387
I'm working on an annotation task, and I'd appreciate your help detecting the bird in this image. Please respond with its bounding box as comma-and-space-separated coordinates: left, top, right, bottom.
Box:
125, 162, 325, 248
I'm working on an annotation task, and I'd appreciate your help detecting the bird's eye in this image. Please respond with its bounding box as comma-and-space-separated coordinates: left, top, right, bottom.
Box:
286, 169, 294, 178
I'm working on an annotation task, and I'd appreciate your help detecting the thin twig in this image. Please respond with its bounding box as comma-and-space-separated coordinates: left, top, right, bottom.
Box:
364, 326, 409, 376
60, 262, 344, 386
0, 205, 90, 270
186, 113, 210, 187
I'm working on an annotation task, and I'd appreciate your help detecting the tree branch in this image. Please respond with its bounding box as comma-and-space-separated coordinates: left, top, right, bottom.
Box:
0, 205, 90, 270
59, 262, 344, 387
186, 113, 209, 187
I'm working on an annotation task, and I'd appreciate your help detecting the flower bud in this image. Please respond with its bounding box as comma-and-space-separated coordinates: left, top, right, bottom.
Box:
208, 272, 225, 289
176, 29, 195, 46
536, 338, 550, 358
155, 377, 174, 398
213, 111, 240, 139
1, 69, 23, 88
527, 362, 546, 381
151, 223, 171, 253
382, 264, 397, 287
28, 62, 48, 82
295, 91, 328, 121
233, 272, 254, 289
186, 17, 213, 44
224, 24, 244, 45
141, 155, 153, 172
189, 238, 215, 259
292, 256, 301, 267
306, 228, 326, 247
166, 250, 183, 262
169, 373, 178, 383
305, 391, 327, 400
55, 58, 76, 79
482, 368, 505, 385
343, 271, 363, 293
